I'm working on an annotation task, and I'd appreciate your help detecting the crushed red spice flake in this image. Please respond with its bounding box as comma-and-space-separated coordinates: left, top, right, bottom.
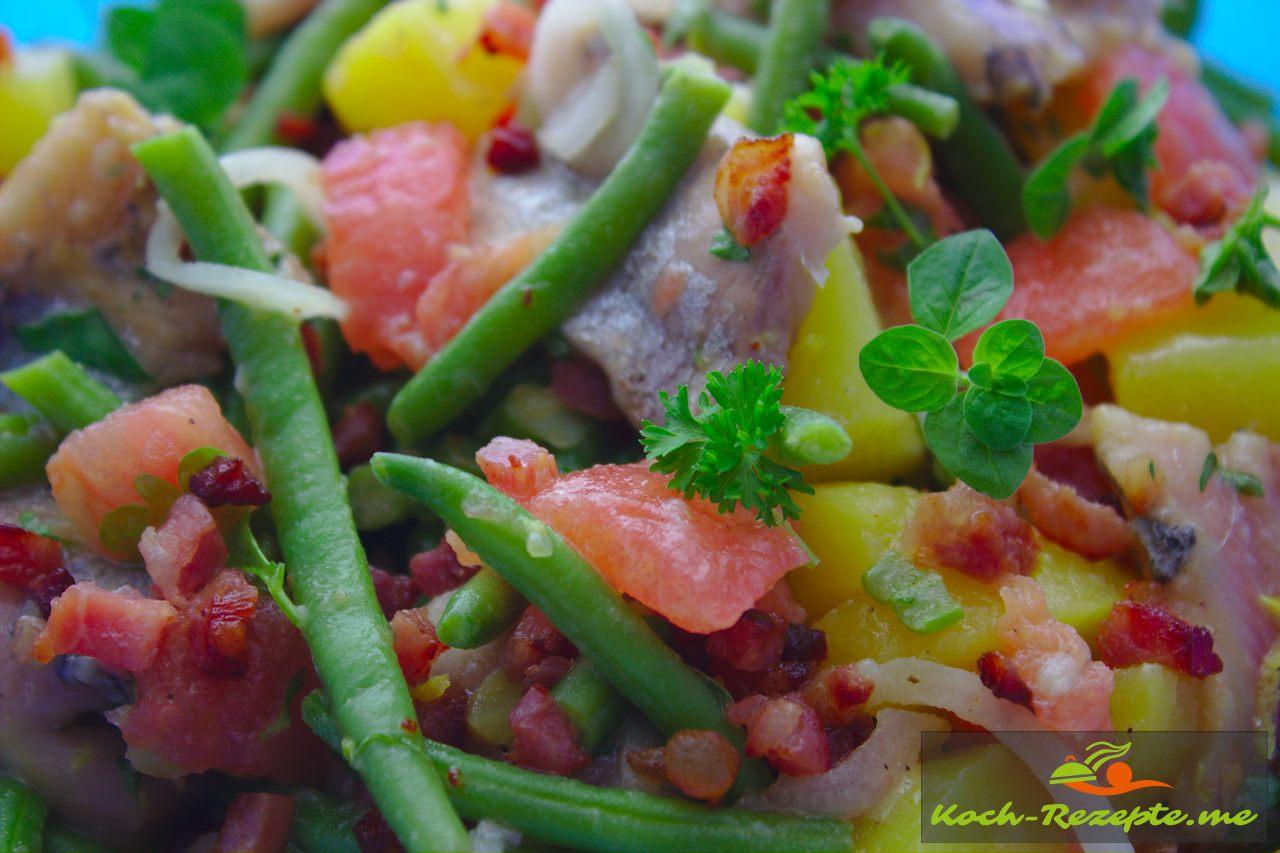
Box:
189, 456, 272, 508
487, 121, 540, 175
409, 542, 478, 598
1096, 600, 1224, 678
902, 483, 1037, 581
504, 605, 577, 683
332, 401, 386, 469
446, 767, 462, 788
400, 717, 419, 734
508, 684, 590, 776
192, 572, 259, 678
976, 650, 1034, 708
706, 609, 786, 672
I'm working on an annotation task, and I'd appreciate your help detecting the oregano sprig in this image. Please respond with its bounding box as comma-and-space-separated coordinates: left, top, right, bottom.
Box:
1193, 186, 1280, 309
1023, 77, 1170, 238
858, 230, 1083, 499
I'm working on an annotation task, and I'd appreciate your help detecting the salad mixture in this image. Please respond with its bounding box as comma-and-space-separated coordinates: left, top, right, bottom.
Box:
1, 0, 1278, 850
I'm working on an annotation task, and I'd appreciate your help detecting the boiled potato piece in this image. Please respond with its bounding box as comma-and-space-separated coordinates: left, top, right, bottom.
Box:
0, 47, 77, 176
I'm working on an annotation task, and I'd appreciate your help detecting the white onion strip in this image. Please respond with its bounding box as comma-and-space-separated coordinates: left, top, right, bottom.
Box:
144, 147, 348, 320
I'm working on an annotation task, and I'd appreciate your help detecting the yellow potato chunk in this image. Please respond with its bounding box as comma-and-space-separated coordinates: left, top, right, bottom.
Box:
0, 47, 77, 176
1110, 663, 1199, 733
1033, 540, 1129, 645
323, 0, 522, 142
784, 240, 927, 484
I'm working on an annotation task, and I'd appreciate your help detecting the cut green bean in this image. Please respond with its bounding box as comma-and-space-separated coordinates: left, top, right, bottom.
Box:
15, 310, 150, 383
0, 777, 47, 853
291, 789, 361, 853
0, 417, 57, 489
1, 352, 122, 434
303, 691, 850, 853
43, 823, 115, 853
772, 406, 852, 467
371, 454, 772, 795
883, 83, 959, 139
746, 0, 831, 134
222, 0, 389, 151
550, 659, 625, 754
869, 17, 1027, 239
438, 565, 526, 649
386, 65, 731, 447
132, 127, 469, 853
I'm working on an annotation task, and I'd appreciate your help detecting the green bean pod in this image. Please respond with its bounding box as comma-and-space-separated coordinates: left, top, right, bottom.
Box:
746, 0, 831, 134
386, 65, 731, 447
772, 406, 852, 467
550, 659, 625, 754
0, 777, 47, 853
437, 565, 526, 649
132, 127, 469, 853
370, 453, 772, 794
0, 416, 57, 489
868, 17, 1026, 239
1, 352, 121, 434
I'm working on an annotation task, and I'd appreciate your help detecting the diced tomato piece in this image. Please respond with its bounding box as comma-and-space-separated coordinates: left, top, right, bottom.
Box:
409, 542, 478, 598
959, 207, 1198, 366
1097, 600, 1223, 678
1018, 468, 1133, 561
322, 122, 471, 370
726, 693, 829, 777
713, 135, 793, 247
487, 120, 540, 174
46, 385, 259, 556
139, 494, 227, 605
508, 684, 590, 776
112, 571, 323, 781
188, 456, 271, 508
476, 436, 561, 504
216, 793, 295, 853
661, 729, 741, 804
902, 483, 1037, 581
526, 463, 809, 633
34, 583, 177, 671
1073, 46, 1259, 226
390, 606, 445, 686
477, 0, 537, 60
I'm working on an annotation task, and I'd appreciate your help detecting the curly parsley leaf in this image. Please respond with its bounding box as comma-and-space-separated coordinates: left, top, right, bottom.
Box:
1023, 77, 1169, 238
1193, 186, 1280, 309
640, 362, 814, 526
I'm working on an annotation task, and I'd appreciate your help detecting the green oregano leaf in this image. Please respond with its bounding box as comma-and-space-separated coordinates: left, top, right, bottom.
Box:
923, 397, 1032, 500
1024, 358, 1083, 444
859, 325, 960, 412
1023, 135, 1090, 239
971, 318, 1046, 380
963, 386, 1033, 452
906, 230, 1014, 340
709, 228, 750, 262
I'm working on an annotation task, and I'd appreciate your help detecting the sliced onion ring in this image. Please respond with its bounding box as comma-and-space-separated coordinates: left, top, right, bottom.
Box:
218, 147, 327, 231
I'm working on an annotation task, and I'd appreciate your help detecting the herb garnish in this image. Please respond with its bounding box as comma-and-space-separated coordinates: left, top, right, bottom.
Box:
709, 227, 751, 262
859, 230, 1083, 499
1198, 451, 1265, 497
1193, 186, 1280, 309
782, 56, 930, 253
862, 551, 963, 633
1023, 77, 1169, 238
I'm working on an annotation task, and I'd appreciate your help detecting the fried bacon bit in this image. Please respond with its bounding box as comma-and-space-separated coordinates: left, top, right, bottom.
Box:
34, 582, 177, 671
1159, 159, 1253, 232
902, 483, 1037, 581
140, 494, 228, 604
661, 730, 742, 804
706, 609, 786, 672
726, 693, 829, 777
0, 523, 71, 616
415, 681, 469, 746
192, 571, 259, 678
754, 580, 807, 624
1017, 467, 1134, 561
1033, 444, 1122, 509
477, 0, 536, 60
487, 119, 540, 175
783, 622, 828, 663
390, 607, 446, 686
1097, 600, 1223, 679
369, 567, 416, 620
753, 660, 819, 697
476, 437, 560, 504
508, 684, 590, 776
800, 665, 873, 728
504, 605, 577, 684
216, 792, 295, 853
550, 357, 622, 421
409, 542, 478, 598
332, 401, 387, 469
274, 111, 319, 146
976, 650, 1034, 709
625, 745, 668, 785
189, 456, 272, 508
713, 135, 793, 248
353, 807, 404, 853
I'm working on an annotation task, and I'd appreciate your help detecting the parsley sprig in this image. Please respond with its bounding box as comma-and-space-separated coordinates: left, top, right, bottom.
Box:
1023, 77, 1170, 238
782, 56, 930, 252
641, 362, 824, 526
1193, 186, 1280, 309
858, 230, 1083, 499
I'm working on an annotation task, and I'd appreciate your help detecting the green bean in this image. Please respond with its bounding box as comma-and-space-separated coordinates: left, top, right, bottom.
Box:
772, 406, 852, 467
0, 352, 121, 434
884, 84, 959, 139
746, 0, 831, 134
386, 65, 731, 447
868, 17, 1027, 239
550, 659, 625, 754
0, 777, 47, 853
0, 417, 56, 489
291, 790, 361, 853
132, 127, 469, 853
437, 565, 526, 649
222, 0, 390, 151
347, 463, 414, 531
370, 454, 772, 795
303, 691, 850, 853
43, 824, 115, 853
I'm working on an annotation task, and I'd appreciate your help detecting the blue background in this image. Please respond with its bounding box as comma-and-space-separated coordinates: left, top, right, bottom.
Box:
1, 0, 1278, 107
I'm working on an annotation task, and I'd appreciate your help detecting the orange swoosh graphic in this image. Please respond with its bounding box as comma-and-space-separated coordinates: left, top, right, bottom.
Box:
1064, 779, 1173, 796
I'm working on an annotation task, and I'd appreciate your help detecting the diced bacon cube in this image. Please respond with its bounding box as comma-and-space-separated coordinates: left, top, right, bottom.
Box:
706, 609, 786, 672
139, 494, 227, 604
976, 650, 1034, 709
188, 456, 271, 508
370, 567, 415, 620
0, 522, 64, 589
508, 684, 590, 776
191, 571, 259, 677
713, 135, 793, 247
800, 665, 873, 728
34, 583, 177, 671
661, 729, 741, 804
216, 792, 295, 853
726, 693, 829, 777
390, 606, 446, 686
1097, 600, 1223, 679
903, 483, 1037, 580
504, 605, 576, 684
